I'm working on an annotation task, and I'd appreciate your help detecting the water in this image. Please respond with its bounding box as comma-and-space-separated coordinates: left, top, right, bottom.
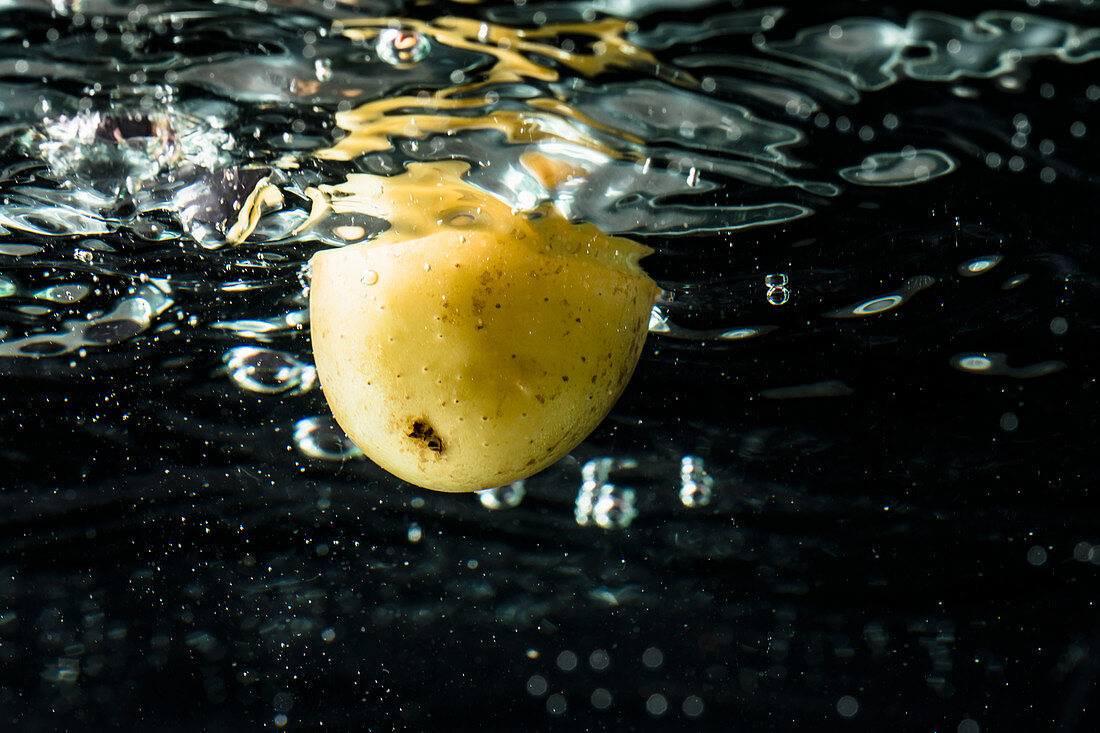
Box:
1, 0, 1097, 729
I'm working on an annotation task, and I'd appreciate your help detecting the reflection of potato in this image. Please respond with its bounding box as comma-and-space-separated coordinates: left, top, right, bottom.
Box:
310, 198, 659, 492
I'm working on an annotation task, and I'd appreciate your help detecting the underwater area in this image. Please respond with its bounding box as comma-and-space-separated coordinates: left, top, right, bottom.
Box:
1, 0, 1097, 729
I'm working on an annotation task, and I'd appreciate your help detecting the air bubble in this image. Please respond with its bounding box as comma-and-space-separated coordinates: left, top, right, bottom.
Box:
836, 695, 859, 718
224, 346, 317, 394
478, 481, 526, 510
377, 28, 430, 66
293, 416, 362, 461
645, 693, 668, 716
590, 688, 613, 710
1026, 546, 1047, 566
546, 694, 567, 716
642, 646, 664, 669
556, 650, 578, 672
958, 255, 1002, 276
682, 695, 705, 718
526, 675, 547, 697
589, 649, 610, 671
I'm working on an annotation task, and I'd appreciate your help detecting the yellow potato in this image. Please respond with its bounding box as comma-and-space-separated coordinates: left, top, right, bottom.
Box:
308, 162, 658, 492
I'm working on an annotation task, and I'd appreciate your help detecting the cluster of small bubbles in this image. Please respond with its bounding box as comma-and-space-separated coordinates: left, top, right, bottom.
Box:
593, 486, 637, 529
407, 522, 422, 543
575, 459, 638, 529
764, 273, 789, 305
679, 456, 714, 507
34, 106, 181, 195
478, 480, 526, 510
224, 346, 317, 394
297, 262, 312, 296
377, 28, 431, 66
1026, 545, 1048, 566
293, 416, 362, 461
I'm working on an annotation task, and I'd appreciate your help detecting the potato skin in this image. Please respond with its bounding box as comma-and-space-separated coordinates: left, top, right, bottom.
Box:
310, 225, 658, 493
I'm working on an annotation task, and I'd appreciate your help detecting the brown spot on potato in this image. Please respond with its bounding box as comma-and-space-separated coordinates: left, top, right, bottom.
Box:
408, 419, 445, 454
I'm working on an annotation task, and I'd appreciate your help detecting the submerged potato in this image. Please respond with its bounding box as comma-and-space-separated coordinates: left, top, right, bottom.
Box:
308, 162, 659, 492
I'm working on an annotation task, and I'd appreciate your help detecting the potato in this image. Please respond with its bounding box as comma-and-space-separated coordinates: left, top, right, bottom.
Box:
308, 162, 659, 492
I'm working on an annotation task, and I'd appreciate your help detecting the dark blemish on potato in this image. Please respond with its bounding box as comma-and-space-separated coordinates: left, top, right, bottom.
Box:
408, 418, 445, 454
561, 376, 569, 382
